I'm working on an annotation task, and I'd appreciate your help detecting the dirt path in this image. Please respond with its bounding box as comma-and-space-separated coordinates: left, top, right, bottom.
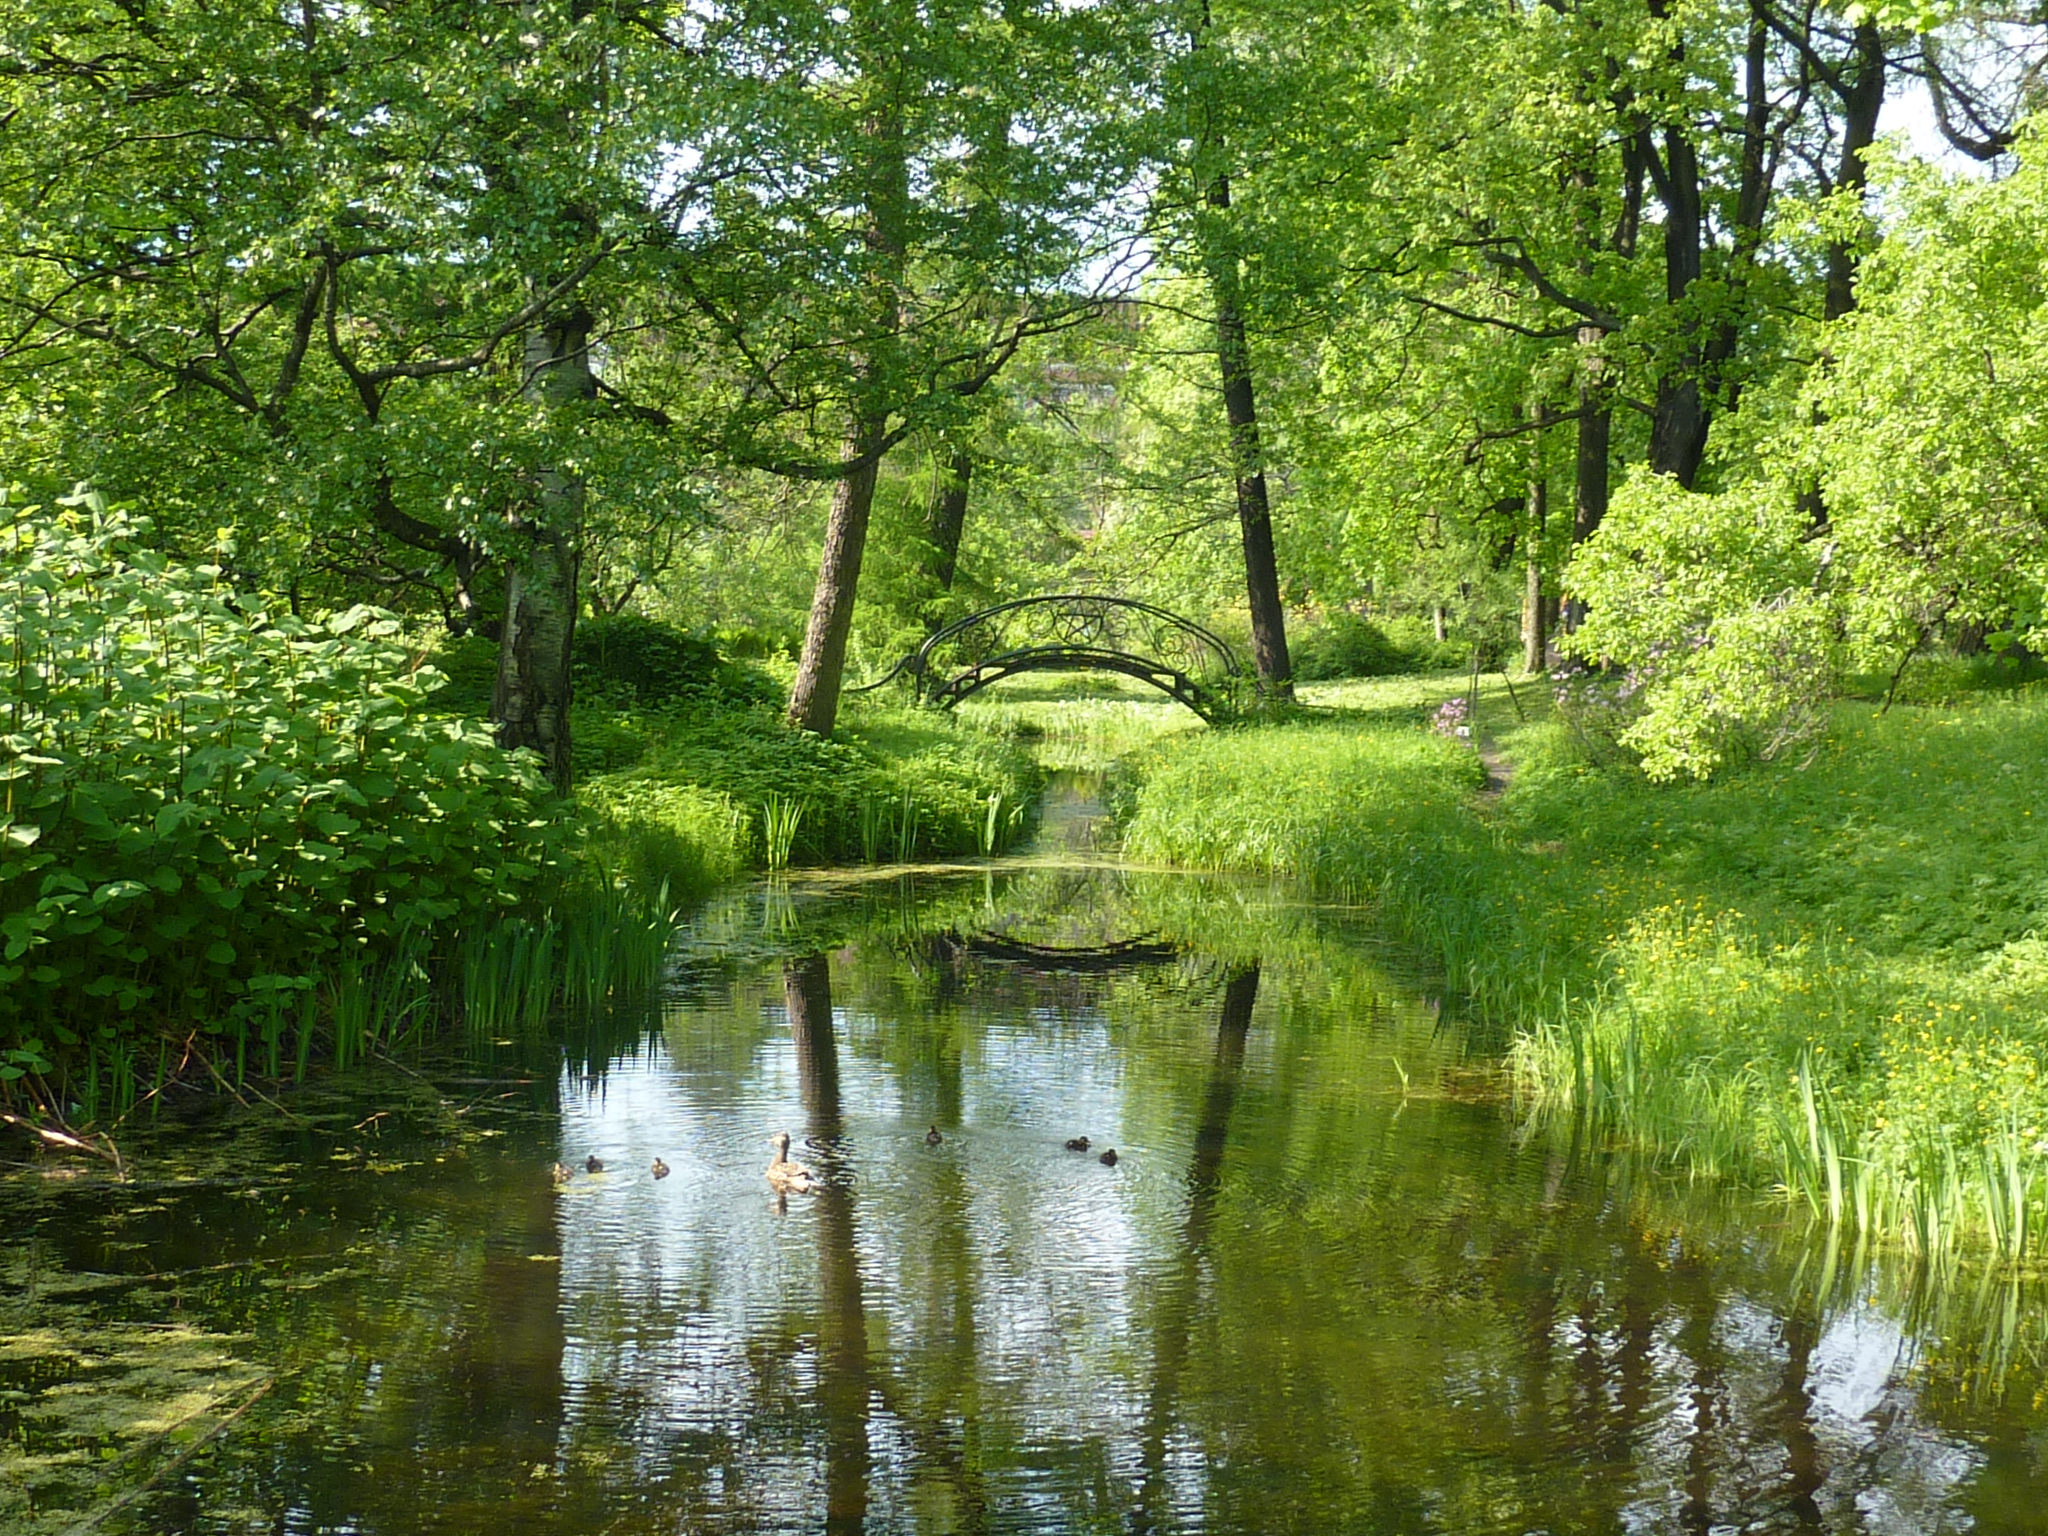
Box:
1476, 738, 1515, 804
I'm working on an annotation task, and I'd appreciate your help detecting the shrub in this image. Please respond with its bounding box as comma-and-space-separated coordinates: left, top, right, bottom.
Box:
573, 614, 781, 709
0, 493, 566, 1072
1292, 612, 1470, 680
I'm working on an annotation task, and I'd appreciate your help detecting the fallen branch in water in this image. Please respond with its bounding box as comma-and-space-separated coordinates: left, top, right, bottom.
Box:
60, 1375, 275, 1536
0, 1110, 125, 1178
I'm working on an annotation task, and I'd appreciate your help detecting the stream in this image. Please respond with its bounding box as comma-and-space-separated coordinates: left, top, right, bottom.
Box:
3, 779, 2047, 1533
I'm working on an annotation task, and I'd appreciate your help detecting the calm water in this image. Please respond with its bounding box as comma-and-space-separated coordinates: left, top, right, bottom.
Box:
5, 843, 2048, 1531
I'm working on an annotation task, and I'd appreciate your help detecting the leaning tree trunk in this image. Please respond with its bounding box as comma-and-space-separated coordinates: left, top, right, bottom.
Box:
1824, 22, 1887, 325
1202, 173, 1293, 701
787, 9, 908, 738
494, 307, 592, 792
788, 421, 887, 736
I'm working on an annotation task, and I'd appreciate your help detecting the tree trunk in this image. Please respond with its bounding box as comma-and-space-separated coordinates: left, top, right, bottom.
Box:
1641, 5, 1772, 489
1804, 20, 1888, 529
494, 307, 592, 791
787, 12, 907, 737
788, 423, 886, 736
1825, 22, 1887, 324
1523, 435, 1549, 674
1200, 176, 1293, 700
1573, 332, 1612, 550
924, 447, 974, 596
1563, 331, 1612, 634
1646, 124, 1710, 488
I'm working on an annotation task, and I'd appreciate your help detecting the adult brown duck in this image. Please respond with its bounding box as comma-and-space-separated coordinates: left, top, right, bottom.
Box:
766, 1132, 819, 1195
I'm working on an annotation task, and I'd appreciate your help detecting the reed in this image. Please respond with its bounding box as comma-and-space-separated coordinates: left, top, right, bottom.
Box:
461, 916, 558, 1040
894, 785, 917, 862
761, 792, 805, 871
1116, 685, 2048, 1266
860, 794, 891, 863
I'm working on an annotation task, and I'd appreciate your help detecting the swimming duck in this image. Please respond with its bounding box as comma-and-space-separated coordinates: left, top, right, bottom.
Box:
651, 1158, 671, 1180
1098, 1149, 1119, 1167
552, 1162, 573, 1185
926, 1125, 943, 1146
1064, 1136, 1091, 1152
766, 1132, 819, 1195
585, 1154, 605, 1175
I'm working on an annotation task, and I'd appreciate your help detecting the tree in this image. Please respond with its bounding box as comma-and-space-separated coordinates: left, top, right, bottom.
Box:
592, 0, 1148, 735
0, 0, 722, 787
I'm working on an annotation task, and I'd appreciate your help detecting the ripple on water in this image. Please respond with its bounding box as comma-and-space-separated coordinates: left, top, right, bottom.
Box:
2, 866, 2045, 1534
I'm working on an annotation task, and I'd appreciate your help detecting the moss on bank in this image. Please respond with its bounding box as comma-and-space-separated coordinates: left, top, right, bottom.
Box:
1117, 675, 2048, 1262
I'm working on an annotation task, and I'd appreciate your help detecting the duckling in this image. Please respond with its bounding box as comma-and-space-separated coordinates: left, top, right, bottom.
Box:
925, 1125, 943, 1146
1064, 1136, 1091, 1152
651, 1158, 671, 1180
1098, 1148, 1119, 1167
585, 1154, 605, 1175
551, 1162, 573, 1185
766, 1131, 819, 1195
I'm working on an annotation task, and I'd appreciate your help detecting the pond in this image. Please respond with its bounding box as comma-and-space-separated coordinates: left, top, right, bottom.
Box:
5, 803, 2048, 1533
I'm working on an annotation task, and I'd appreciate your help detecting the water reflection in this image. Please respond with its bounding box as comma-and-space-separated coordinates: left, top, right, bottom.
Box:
786, 953, 872, 1534
3, 866, 2047, 1533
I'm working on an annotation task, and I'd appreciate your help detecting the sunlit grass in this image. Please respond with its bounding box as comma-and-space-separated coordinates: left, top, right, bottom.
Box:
954, 673, 1205, 770
1111, 679, 2048, 1266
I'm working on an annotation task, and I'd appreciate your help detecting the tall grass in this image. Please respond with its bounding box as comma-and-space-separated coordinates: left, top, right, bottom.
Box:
1117, 684, 2048, 1266
760, 792, 805, 871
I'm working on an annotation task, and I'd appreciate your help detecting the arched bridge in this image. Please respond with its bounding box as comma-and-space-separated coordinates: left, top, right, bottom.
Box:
849, 594, 1245, 721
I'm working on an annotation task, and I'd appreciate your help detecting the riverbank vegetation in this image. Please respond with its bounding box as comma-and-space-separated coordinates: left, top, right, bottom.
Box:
1118, 670, 2048, 1262
7, 0, 2048, 1265
0, 494, 1034, 1124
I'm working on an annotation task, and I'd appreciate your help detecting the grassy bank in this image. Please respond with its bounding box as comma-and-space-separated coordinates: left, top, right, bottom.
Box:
431, 616, 1044, 892
1119, 674, 2048, 1264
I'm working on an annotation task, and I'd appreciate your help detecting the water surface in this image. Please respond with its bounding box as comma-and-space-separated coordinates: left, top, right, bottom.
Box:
4, 861, 2047, 1534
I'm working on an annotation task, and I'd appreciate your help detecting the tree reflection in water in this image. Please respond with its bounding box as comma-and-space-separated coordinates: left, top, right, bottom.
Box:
6, 869, 2048, 1533
785, 953, 870, 1535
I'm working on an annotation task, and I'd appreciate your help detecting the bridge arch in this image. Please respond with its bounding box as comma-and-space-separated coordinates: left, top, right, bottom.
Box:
848, 594, 1245, 722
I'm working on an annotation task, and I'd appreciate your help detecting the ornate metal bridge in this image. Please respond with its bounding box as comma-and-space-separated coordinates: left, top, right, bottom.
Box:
849, 594, 1246, 721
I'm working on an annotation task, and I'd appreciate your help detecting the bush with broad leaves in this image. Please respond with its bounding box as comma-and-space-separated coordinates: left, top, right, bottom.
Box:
0, 490, 566, 1072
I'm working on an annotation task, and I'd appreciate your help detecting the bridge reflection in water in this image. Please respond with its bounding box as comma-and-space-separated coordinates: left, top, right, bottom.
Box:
23, 868, 2045, 1533
539, 868, 2032, 1535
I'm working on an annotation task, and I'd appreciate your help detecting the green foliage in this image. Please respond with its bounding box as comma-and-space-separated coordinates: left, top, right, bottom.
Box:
0, 496, 565, 1061
1116, 681, 2048, 1261
1563, 474, 1838, 780
1818, 137, 2048, 662
573, 614, 781, 710
1292, 612, 1470, 680
581, 698, 1042, 871
1119, 720, 1488, 894
578, 778, 748, 900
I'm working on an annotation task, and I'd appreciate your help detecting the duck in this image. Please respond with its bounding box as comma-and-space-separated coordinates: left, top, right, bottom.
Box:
651, 1158, 670, 1180
1064, 1136, 1091, 1152
766, 1131, 819, 1195
551, 1162, 573, 1185
585, 1154, 605, 1175
1098, 1149, 1119, 1167
925, 1125, 944, 1146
